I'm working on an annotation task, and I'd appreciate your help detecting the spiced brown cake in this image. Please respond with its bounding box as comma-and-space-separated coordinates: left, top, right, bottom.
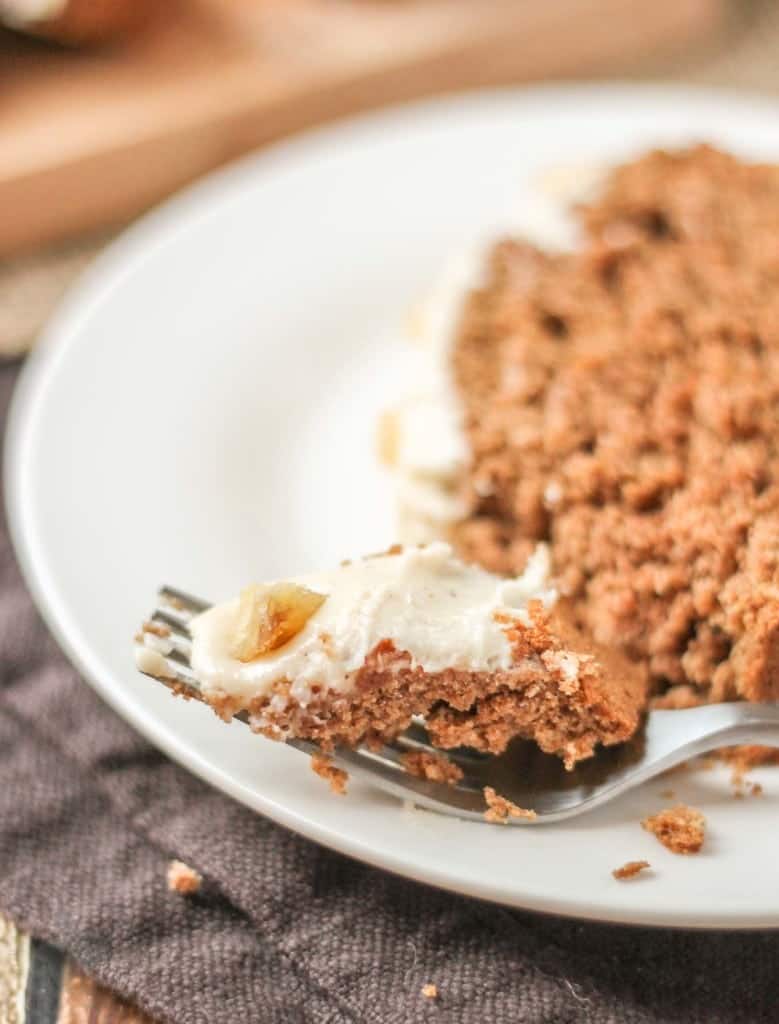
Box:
452, 145, 779, 708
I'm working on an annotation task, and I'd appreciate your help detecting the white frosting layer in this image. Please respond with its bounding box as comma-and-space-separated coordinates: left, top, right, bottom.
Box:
189, 542, 555, 706
390, 250, 483, 541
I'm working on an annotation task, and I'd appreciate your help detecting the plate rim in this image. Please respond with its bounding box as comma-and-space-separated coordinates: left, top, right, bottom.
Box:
6, 81, 779, 930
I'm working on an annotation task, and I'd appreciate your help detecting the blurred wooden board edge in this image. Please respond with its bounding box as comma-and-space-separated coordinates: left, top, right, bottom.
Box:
0, 917, 158, 1024
59, 962, 156, 1023
0, 0, 729, 258
0, 913, 28, 1022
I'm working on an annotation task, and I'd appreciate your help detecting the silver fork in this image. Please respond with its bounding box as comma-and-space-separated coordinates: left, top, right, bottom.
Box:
136, 586, 779, 824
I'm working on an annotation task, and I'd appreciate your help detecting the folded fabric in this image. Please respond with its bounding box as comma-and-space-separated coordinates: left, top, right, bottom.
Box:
0, 363, 776, 1024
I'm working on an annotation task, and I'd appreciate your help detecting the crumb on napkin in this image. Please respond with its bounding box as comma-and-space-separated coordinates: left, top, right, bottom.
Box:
167, 860, 202, 895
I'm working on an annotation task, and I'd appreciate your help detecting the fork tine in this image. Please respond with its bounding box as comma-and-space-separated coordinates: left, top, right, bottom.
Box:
136, 599, 200, 691
148, 612, 192, 658
138, 655, 199, 696
160, 645, 197, 673
159, 585, 209, 618
151, 606, 193, 631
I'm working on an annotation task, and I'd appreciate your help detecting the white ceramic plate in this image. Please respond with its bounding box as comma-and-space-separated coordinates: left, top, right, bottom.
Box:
7, 85, 779, 929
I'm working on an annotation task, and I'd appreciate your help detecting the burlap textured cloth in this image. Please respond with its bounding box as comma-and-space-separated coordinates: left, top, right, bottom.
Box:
1, 362, 777, 1023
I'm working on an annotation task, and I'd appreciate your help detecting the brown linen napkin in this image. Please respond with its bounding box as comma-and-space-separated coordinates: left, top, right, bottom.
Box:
0, 361, 777, 1024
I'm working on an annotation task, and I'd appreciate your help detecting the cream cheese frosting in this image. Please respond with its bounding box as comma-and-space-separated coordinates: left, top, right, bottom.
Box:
390, 250, 482, 542
189, 542, 555, 707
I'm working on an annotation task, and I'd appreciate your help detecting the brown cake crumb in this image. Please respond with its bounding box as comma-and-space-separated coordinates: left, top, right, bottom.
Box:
641, 805, 705, 854
421, 983, 438, 1000
452, 145, 779, 709
612, 859, 650, 880
401, 750, 463, 785
310, 754, 349, 794
483, 786, 537, 823
166, 860, 202, 894
750, 782, 763, 797
659, 789, 675, 799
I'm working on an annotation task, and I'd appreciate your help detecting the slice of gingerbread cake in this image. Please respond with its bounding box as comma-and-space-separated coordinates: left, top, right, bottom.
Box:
140, 543, 646, 768
450, 145, 779, 707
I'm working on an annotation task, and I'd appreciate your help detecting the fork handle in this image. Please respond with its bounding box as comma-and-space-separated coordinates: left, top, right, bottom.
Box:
714, 703, 779, 749
679, 702, 779, 755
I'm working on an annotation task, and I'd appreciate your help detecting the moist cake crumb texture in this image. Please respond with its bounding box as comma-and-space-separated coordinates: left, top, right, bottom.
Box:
641, 804, 705, 854
166, 860, 202, 895
310, 755, 349, 795
401, 751, 463, 785
482, 786, 536, 823
452, 145, 779, 711
612, 859, 650, 880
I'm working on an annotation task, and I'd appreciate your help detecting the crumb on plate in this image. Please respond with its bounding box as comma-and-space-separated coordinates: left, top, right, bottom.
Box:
612, 859, 651, 880
641, 805, 705, 854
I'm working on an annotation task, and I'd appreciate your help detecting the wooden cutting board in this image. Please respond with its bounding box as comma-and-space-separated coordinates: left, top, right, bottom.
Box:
0, 0, 727, 258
